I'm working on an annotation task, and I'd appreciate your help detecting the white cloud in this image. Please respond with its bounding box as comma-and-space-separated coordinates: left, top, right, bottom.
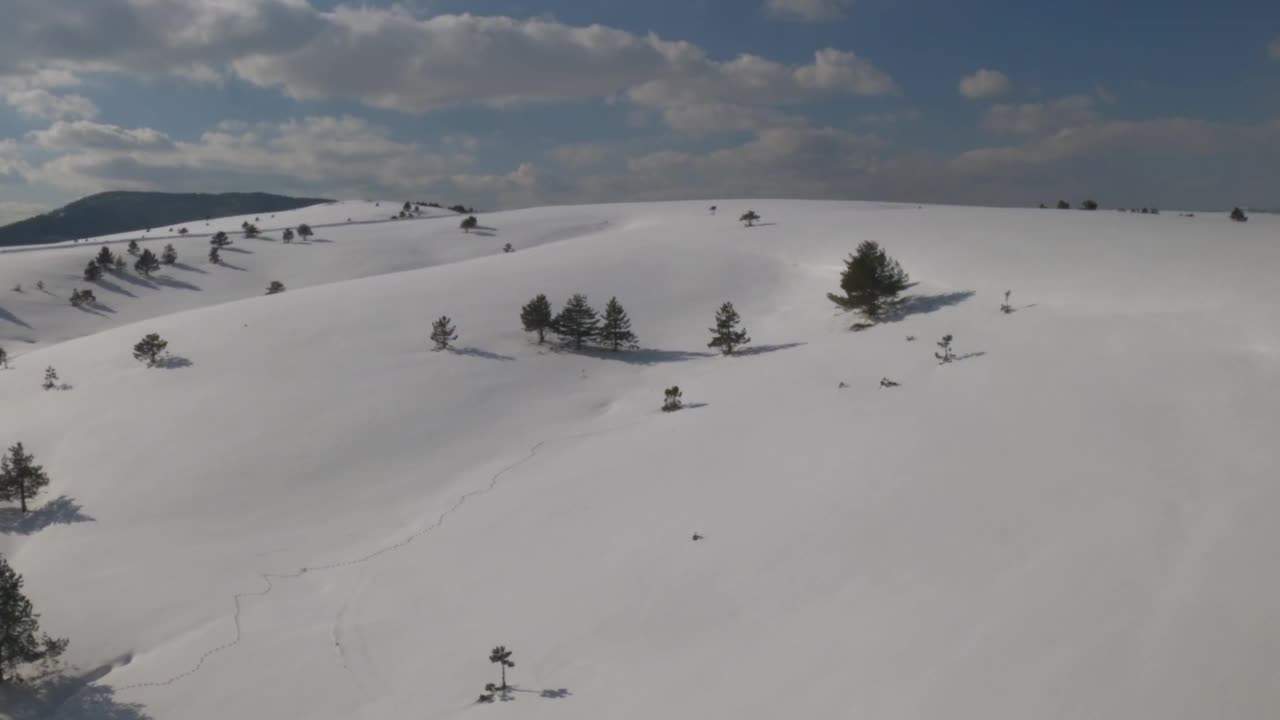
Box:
959, 69, 1011, 99
3, 89, 97, 120
549, 144, 610, 169
1269, 36, 1280, 60
982, 96, 1098, 135
31, 121, 173, 152
765, 0, 854, 22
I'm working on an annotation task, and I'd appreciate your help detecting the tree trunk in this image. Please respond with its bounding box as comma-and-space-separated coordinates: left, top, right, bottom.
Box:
501, 664, 506, 690
19, 483, 27, 513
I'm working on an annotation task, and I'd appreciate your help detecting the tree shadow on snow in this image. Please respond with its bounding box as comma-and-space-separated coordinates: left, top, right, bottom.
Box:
94, 279, 136, 298
153, 355, 193, 369
0, 670, 153, 720
565, 347, 716, 365
451, 346, 515, 361
0, 496, 95, 535
221, 246, 253, 254
151, 275, 201, 291
953, 351, 987, 362
112, 272, 157, 291
172, 262, 207, 274
506, 686, 573, 701
0, 305, 33, 328
216, 262, 247, 271
733, 342, 806, 357
75, 304, 113, 318
879, 290, 976, 324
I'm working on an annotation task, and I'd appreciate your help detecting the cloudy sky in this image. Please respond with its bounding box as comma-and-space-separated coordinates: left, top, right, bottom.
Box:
1, 0, 1278, 223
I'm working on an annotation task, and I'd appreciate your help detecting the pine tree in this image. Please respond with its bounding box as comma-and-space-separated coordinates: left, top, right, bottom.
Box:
127, 240, 140, 256
0, 555, 68, 683
70, 289, 96, 308
663, 386, 683, 412
1000, 290, 1013, 314
520, 294, 553, 344
178, 227, 189, 235
210, 231, 231, 248
112, 255, 126, 272
740, 210, 760, 227
598, 297, 638, 351
83, 260, 103, 282
403, 201, 412, 213
134, 249, 160, 277
1057, 200, 1070, 209
95, 246, 114, 269
0, 347, 7, 369
460, 216, 478, 233
503, 243, 514, 253
552, 294, 599, 350
1081, 199, 1099, 211
828, 241, 911, 319
209, 246, 221, 265
243, 223, 259, 239
489, 646, 515, 691
266, 281, 285, 295
0, 443, 50, 513
431, 316, 458, 350
42, 367, 58, 391
282, 228, 295, 243
161, 244, 177, 265
1230, 207, 1248, 222
297, 224, 313, 241
935, 334, 955, 364
133, 333, 168, 367
707, 302, 751, 355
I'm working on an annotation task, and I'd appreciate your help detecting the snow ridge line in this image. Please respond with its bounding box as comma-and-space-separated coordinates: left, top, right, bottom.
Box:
111, 422, 635, 694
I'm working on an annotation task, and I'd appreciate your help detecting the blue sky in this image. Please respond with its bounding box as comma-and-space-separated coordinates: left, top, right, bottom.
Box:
1, 0, 1278, 223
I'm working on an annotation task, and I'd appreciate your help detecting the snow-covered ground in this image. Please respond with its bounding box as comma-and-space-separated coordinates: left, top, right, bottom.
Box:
1, 200, 1279, 720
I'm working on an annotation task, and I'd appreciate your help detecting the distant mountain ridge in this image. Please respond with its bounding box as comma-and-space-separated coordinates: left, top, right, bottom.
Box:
0, 191, 332, 247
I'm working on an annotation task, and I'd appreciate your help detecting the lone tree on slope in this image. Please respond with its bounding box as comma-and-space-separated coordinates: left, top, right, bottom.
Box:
663, 386, 683, 412
1081, 199, 1099, 211
828, 241, 911, 320
552, 294, 600, 350
266, 281, 286, 295
520, 294, 554, 344
208, 247, 221, 265
242, 223, 260, 239
210, 231, 231, 248
598, 297, 639, 351
503, 243, 514, 253
83, 260, 103, 282
127, 239, 140, 256
0, 442, 50, 513
282, 228, 295, 243
707, 302, 751, 355
1230, 207, 1248, 222
460, 216, 479, 233
489, 646, 515, 691
740, 210, 760, 227
134, 248, 160, 277
935, 334, 955, 364
1000, 290, 1013, 314
161, 244, 177, 265
133, 333, 169, 367
42, 367, 59, 391
297, 224, 313, 241
0, 555, 68, 684
431, 316, 458, 350
95, 246, 115, 269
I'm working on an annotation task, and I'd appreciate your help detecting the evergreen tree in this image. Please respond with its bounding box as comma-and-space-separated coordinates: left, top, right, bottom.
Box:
0, 347, 6, 369
161, 244, 177, 265
598, 297, 638, 351
0, 555, 68, 683
0, 443, 50, 513
178, 227, 189, 235
663, 386, 683, 412
460, 216, 478, 233
1056, 200, 1070, 209
210, 231, 231, 248
127, 239, 140, 256
133, 333, 168, 367
266, 281, 286, 295
95, 246, 115, 269
707, 301, 751, 355
1000, 290, 1013, 314
297, 224, 313, 241
935, 334, 955, 364
35, 281, 44, 292
431, 316, 458, 350
488, 646, 515, 691
112, 255, 126, 272
1230, 207, 1248, 222
520, 294, 553, 344
282, 228, 295, 243
134, 249, 160, 277
503, 243, 514, 253
70, 290, 85, 308
403, 201, 412, 213
209, 246, 221, 265
83, 260, 103, 282
42, 367, 58, 391
243, 223, 260, 239
552, 294, 599, 350
827, 241, 912, 320
1081, 199, 1099, 210
740, 210, 760, 227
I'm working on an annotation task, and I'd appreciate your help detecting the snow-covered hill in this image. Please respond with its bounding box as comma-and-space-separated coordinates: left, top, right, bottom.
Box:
2, 201, 1279, 720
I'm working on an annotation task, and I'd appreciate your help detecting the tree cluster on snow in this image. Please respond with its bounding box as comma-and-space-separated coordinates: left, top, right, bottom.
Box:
0, 554, 67, 684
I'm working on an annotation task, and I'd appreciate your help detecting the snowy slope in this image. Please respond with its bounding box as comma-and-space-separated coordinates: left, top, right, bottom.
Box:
2, 201, 1280, 720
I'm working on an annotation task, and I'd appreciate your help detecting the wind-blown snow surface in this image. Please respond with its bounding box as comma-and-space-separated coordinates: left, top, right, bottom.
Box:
2, 201, 1279, 720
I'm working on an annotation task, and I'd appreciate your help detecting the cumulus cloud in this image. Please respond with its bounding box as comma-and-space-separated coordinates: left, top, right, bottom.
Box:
765, 0, 854, 22
959, 69, 1011, 99
982, 95, 1098, 135
3, 89, 97, 120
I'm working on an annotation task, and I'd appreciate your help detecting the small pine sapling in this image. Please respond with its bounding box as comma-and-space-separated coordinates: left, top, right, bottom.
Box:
431, 316, 458, 350
266, 281, 286, 295
879, 377, 900, 388
42, 367, 58, 391
489, 646, 515, 691
520, 294, 553, 344
161, 244, 177, 265
740, 210, 760, 227
935, 334, 955, 364
503, 243, 514, 253
133, 333, 169, 367
707, 301, 751, 355
663, 386, 684, 412
1000, 290, 1013, 314
127, 240, 140, 256
1230, 207, 1248, 222
709, 205, 717, 215
35, 281, 44, 292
